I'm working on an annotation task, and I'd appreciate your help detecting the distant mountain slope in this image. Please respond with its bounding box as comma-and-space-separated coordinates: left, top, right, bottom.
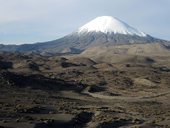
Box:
0, 16, 168, 54
80, 42, 170, 63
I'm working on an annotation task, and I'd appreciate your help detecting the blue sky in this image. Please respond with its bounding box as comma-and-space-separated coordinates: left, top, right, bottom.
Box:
0, 0, 170, 44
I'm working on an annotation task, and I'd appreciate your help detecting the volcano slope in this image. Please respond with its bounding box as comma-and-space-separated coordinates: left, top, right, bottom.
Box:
0, 52, 170, 128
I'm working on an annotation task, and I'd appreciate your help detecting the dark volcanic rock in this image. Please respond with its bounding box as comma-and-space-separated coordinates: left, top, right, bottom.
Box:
0, 61, 13, 69
0, 71, 86, 91
97, 118, 132, 128
71, 112, 94, 126
16, 106, 47, 114
34, 112, 94, 128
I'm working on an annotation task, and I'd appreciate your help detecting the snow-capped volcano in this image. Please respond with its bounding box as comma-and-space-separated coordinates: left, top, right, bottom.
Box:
0, 16, 166, 54
78, 16, 146, 37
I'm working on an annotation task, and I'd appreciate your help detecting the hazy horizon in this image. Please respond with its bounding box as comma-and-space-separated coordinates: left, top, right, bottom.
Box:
0, 0, 170, 44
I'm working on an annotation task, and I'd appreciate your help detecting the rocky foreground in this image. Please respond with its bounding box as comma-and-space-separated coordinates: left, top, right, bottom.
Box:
0, 52, 170, 128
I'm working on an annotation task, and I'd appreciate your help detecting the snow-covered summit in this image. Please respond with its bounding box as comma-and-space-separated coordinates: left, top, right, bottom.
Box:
78, 16, 146, 37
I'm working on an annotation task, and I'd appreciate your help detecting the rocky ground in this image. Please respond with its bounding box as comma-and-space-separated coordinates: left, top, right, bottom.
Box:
0, 52, 170, 128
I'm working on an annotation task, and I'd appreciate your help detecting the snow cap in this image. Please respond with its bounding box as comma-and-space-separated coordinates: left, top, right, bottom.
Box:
78, 16, 146, 37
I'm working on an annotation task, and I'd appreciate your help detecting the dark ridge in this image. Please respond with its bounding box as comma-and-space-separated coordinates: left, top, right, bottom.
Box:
0, 71, 86, 92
